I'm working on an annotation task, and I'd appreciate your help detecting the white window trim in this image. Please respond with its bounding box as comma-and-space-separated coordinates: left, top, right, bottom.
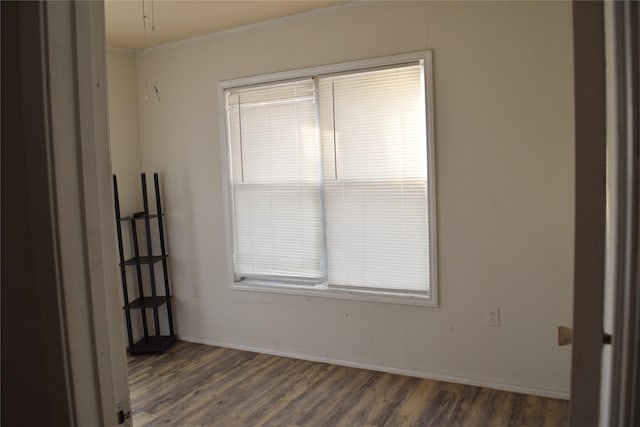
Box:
217, 51, 438, 307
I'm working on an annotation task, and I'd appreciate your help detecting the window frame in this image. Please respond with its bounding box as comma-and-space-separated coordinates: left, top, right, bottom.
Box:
218, 51, 438, 307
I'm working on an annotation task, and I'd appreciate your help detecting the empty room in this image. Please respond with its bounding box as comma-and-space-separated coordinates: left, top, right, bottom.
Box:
4, 0, 638, 426
106, 1, 573, 424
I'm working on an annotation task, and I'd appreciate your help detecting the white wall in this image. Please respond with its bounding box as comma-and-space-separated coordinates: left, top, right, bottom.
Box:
134, 1, 574, 397
107, 48, 143, 215
107, 48, 150, 341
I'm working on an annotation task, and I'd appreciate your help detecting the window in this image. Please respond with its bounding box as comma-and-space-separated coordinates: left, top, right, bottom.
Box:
221, 52, 437, 305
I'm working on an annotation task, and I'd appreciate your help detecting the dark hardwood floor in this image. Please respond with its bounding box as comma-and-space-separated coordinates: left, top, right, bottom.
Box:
128, 340, 568, 426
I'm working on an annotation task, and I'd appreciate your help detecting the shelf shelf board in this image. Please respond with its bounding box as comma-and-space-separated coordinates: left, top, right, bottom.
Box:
121, 255, 167, 266
128, 335, 176, 356
119, 211, 164, 222
125, 296, 171, 310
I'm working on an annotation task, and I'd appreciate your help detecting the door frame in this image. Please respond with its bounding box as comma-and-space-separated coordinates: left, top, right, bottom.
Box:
605, 1, 640, 426
29, 1, 131, 425
570, 1, 640, 426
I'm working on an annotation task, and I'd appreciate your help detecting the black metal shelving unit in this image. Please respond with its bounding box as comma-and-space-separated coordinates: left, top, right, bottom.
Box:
113, 172, 176, 356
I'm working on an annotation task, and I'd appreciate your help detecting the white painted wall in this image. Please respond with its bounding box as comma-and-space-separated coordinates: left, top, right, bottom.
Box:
107, 48, 143, 215
132, 1, 574, 397
106, 48, 149, 341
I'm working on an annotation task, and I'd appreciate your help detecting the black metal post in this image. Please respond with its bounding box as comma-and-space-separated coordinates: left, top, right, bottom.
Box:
113, 175, 135, 352
130, 219, 149, 338
141, 173, 162, 337
154, 173, 175, 336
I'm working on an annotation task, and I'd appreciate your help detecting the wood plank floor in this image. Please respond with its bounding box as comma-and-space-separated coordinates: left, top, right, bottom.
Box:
128, 341, 568, 427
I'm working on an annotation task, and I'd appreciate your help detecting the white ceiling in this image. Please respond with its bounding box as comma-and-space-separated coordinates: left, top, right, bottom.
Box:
105, 0, 345, 50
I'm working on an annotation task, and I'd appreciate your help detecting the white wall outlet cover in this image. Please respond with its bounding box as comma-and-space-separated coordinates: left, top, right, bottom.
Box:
487, 307, 500, 326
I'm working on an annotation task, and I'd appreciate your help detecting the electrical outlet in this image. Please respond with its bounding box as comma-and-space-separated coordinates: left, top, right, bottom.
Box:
193, 282, 201, 298
487, 307, 500, 326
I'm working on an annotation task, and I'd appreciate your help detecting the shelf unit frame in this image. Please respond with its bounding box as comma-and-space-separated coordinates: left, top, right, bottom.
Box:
113, 173, 176, 355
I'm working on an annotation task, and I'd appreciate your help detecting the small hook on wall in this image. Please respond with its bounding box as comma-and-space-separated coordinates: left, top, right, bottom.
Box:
153, 82, 161, 102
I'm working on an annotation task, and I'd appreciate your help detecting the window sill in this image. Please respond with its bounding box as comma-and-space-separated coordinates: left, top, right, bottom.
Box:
230, 281, 437, 307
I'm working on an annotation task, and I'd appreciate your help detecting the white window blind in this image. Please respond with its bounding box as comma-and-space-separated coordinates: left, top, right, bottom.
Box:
318, 64, 430, 292
226, 79, 323, 281
224, 58, 433, 296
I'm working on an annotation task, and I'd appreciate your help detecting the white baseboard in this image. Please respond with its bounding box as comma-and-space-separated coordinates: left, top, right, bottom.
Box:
178, 335, 570, 400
